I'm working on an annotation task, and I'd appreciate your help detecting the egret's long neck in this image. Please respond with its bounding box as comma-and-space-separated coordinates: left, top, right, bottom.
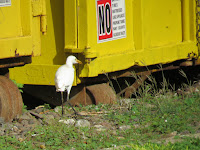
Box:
66, 61, 73, 68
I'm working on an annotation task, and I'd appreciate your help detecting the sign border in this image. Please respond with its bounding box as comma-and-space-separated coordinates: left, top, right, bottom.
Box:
96, 0, 127, 43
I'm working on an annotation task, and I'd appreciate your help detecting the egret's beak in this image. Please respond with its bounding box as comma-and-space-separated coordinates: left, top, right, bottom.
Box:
76, 59, 82, 64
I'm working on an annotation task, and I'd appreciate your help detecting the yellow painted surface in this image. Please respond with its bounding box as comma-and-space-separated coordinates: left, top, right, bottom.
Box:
10, 0, 68, 85
10, 0, 199, 86
0, 0, 42, 59
64, 0, 77, 49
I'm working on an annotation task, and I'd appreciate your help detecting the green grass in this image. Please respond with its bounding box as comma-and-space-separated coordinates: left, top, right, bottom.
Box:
2, 70, 200, 149
108, 93, 200, 135
1, 91, 200, 149
0, 136, 35, 149
1, 134, 200, 150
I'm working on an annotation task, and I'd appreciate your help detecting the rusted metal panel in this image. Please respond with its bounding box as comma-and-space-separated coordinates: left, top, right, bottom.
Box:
0, 62, 25, 68
0, 56, 31, 69
69, 83, 117, 106
0, 76, 23, 122
117, 72, 151, 98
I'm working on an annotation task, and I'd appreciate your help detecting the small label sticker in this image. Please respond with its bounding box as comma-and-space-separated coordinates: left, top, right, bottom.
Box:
96, 0, 126, 43
0, 0, 11, 7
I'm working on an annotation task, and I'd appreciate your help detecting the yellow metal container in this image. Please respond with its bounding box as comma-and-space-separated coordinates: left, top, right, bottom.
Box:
0, 0, 45, 59
10, 0, 199, 86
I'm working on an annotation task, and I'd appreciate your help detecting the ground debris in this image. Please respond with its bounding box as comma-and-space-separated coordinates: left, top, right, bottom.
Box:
79, 111, 105, 116
29, 111, 44, 119
59, 119, 76, 126
75, 119, 91, 128
118, 125, 131, 131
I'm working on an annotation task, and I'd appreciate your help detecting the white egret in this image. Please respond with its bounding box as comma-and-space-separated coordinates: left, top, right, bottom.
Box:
55, 55, 82, 116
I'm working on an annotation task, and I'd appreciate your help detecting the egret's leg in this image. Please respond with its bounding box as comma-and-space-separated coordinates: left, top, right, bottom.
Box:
67, 91, 69, 102
66, 91, 77, 115
61, 91, 64, 116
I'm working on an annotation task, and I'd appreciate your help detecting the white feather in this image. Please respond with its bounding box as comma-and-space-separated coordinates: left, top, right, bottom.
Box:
54, 55, 80, 94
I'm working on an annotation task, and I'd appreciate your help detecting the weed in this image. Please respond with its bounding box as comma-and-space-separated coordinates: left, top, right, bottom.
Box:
22, 103, 28, 113
12, 80, 24, 93
44, 103, 51, 109
179, 69, 192, 86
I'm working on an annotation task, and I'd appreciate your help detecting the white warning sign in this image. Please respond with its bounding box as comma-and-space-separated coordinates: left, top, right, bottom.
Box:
0, 0, 11, 7
96, 0, 126, 43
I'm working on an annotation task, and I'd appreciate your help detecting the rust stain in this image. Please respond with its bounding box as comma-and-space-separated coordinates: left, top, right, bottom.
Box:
31, 51, 34, 56
15, 49, 20, 57
0, 62, 25, 68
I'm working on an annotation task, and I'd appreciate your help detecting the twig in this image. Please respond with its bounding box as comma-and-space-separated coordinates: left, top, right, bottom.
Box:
29, 111, 44, 119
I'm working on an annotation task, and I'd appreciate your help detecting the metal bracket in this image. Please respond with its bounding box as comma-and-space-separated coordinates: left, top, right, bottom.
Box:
32, 0, 47, 35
